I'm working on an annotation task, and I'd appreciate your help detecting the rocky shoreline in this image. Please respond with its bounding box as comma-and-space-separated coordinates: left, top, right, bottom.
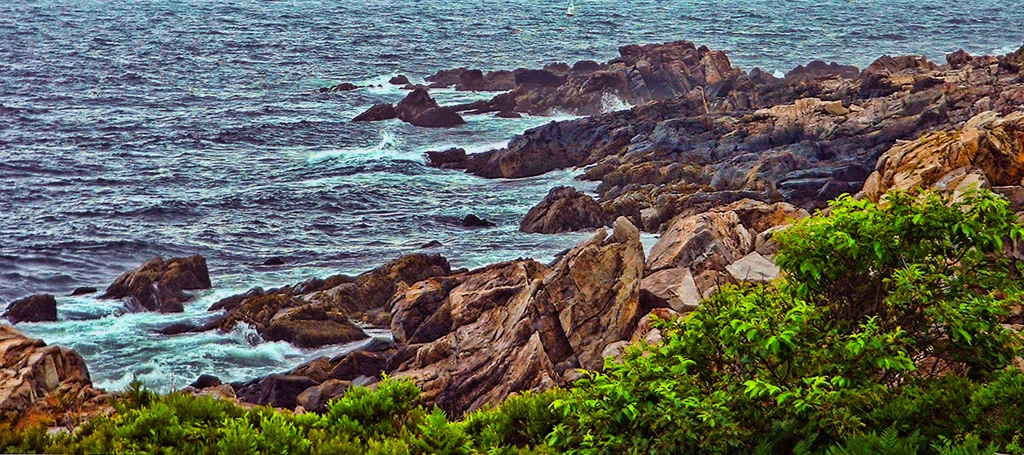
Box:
4, 39, 1024, 426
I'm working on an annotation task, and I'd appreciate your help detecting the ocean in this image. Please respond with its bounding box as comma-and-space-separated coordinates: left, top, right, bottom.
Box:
2, 0, 1022, 392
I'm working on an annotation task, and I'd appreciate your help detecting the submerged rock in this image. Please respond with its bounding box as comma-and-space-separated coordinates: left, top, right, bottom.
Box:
462, 214, 496, 227
3, 293, 57, 324
68, 287, 97, 296
100, 255, 211, 313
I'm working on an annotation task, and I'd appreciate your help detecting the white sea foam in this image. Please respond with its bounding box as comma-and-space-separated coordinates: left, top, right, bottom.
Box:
307, 127, 420, 165
601, 92, 634, 113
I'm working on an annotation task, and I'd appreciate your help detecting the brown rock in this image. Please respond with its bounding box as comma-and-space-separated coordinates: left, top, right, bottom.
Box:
101, 255, 211, 313
4, 294, 57, 324
264, 303, 368, 348
0, 325, 92, 420
390, 277, 462, 344
389, 75, 410, 85
646, 211, 753, 274
639, 268, 701, 313
520, 186, 609, 234
297, 379, 351, 413
859, 111, 1024, 201
725, 252, 781, 283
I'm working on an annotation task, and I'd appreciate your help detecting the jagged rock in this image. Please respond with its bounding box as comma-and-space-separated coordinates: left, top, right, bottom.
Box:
726, 252, 781, 283
391, 218, 644, 416
860, 111, 1024, 201
319, 83, 359, 93
0, 325, 93, 420
215, 254, 451, 345
420, 240, 443, 249
520, 186, 608, 234
101, 255, 211, 313
395, 88, 466, 128
425, 148, 468, 169
391, 277, 462, 344
68, 287, 97, 296
646, 211, 753, 274
4, 294, 57, 324
352, 103, 397, 122
389, 75, 410, 85
785, 60, 860, 80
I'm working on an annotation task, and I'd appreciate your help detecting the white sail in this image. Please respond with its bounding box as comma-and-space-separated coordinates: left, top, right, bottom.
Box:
566, 0, 576, 16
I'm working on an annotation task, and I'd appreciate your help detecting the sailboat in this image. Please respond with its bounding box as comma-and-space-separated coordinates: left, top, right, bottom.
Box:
566, 0, 576, 16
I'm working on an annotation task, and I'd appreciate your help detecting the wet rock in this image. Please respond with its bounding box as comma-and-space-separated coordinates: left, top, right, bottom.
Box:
101, 255, 211, 313
319, 82, 358, 93
420, 240, 443, 249
154, 319, 220, 335
68, 287, 97, 296
262, 257, 285, 266
395, 87, 466, 128
352, 103, 397, 122
515, 69, 565, 88
520, 186, 608, 234
389, 75, 410, 85
425, 147, 468, 169
495, 111, 522, 119
3, 294, 57, 324
462, 214, 496, 227
215, 253, 452, 343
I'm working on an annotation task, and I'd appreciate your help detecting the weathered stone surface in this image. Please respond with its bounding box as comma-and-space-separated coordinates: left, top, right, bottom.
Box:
264, 303, 368, 348
388, 217, 644, 416
214, 253, 451, 347
859, 112, 1024, 201
101, 255, 211, 313
646, 210, 753, 274
726, 252, 781, 283
0, 325, 93, 421
4, 294, 57, 324
639, 267, 701, 313
520, 186, 609, 234
425, 147, 468, 169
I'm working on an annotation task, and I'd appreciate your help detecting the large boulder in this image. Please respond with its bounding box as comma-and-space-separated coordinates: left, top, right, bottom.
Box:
395, 87, 466, 128
860, 111, 1024, 201
0, 325, 94, 421
263, 303, 368, 348
520, 186, 609, 234
3, 294, 57, 324
101, 255, 211, 313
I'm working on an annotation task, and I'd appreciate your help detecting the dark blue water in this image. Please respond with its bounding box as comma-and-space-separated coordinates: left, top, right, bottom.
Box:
1, 0, 1022, 392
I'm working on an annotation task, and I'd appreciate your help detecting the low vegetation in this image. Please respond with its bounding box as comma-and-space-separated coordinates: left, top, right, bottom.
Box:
6, 189, 1024, 454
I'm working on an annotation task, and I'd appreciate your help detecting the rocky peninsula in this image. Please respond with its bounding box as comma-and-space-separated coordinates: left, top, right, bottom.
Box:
4, 39, 1024, 427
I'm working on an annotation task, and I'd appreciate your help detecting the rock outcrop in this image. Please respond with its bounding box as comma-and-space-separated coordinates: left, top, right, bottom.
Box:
212, 253, 451, 347
3, 294, 57, 324
859, 111, 1024, 200
101, 255, 211, 313
354, 88, 466, 127
520, 186, 609, 233
0, 325, 101, 423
